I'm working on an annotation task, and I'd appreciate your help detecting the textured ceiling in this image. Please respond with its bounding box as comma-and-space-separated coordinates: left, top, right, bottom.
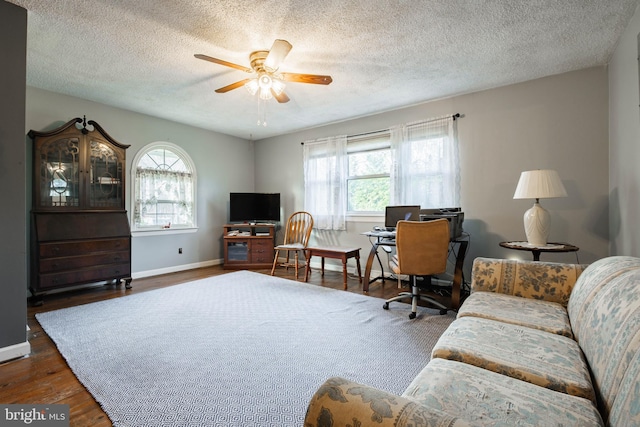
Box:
6, 0, 639, 140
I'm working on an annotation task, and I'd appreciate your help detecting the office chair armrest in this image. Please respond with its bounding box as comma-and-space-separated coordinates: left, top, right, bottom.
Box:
470, 257, 588, 306
304, 377, 471, 427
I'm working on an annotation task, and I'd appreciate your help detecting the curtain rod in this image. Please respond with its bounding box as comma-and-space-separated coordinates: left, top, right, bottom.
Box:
301, 113, 461, 145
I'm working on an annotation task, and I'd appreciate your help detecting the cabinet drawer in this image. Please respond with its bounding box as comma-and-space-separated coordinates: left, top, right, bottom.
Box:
251, 252, 273, 263
252, 239, 272, 249
38, 263, 131, 290
40, 238, 129, 258
39, 251, 130, 273
251, 241, 273, 263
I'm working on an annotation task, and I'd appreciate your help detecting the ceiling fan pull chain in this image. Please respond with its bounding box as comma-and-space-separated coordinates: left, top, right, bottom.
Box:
256, 98, 267, 127
262, 98, 268, 127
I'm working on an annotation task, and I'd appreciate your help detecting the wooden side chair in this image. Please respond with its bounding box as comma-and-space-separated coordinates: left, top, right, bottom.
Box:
270, 211, 314, 279
383, 219, 450, 319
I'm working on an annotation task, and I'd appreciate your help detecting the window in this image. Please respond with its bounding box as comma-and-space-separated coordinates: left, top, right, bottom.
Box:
131, 142, 196, 231
347, 132, 392, 213
303, 115, 459, 229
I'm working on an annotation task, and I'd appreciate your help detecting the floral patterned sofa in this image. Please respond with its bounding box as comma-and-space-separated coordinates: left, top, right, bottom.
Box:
304, 256, 640, 426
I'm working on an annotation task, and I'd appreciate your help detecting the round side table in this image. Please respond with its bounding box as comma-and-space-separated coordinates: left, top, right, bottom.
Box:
499, 241, 579, 262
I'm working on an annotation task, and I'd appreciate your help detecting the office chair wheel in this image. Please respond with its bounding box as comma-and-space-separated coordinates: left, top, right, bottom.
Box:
383, 302, 389, 310
409, 312, 416, 319
439, 309, 448, 315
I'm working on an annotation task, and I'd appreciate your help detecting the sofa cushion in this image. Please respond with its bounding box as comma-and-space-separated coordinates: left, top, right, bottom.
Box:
403, 358, 604, 427
566, 257, 640, 422
431, 316, 595, 402
471, 257, 586, 306
457, 291, 573, 337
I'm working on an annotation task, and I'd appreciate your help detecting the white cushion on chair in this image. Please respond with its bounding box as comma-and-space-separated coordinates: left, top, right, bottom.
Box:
275, 243, 306, 250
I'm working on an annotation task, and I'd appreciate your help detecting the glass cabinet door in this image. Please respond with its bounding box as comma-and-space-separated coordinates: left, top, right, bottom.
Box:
87, 138, 125, 209
227, 240, 249, 262
37, 137, 80, 208
30, 118, 129, 212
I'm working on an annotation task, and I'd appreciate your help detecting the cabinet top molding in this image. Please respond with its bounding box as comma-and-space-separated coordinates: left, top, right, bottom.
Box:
28, 116, 130, 150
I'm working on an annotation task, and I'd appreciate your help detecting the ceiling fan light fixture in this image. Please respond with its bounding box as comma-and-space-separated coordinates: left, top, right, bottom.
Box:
245, 78, 259, 95
258, 74, 272, 90
259, 86, 273, 100
271, 78, 285, 96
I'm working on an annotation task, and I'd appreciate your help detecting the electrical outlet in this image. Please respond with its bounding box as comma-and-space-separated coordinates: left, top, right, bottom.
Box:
178, 248, 183, 254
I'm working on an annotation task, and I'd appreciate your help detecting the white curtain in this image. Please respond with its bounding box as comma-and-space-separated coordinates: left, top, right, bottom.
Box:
134, 168, 194, 227
390, 115, 460, 208
303, 135, 348, 230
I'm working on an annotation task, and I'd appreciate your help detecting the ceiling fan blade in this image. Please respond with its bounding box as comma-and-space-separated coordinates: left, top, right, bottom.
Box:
215, 78, 252, 93
271, 89, 290, 103
194, 54, 252, 73
280, 73, 333, 85
264, 39, 292, 72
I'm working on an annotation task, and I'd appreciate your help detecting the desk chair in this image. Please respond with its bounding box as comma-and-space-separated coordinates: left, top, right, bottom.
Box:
271, 211, 314, 279
383, 219, 450, 319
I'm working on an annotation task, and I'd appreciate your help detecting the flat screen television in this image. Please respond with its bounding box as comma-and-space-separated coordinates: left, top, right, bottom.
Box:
229, 192, 281, 223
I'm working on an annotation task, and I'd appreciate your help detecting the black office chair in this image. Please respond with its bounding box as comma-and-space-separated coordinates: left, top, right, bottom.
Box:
383, 219, 450, 319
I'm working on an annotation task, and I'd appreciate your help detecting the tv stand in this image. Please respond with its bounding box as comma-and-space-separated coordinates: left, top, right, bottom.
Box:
223, 223, 275, 269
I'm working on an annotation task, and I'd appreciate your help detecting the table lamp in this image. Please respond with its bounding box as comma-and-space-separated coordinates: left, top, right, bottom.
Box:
513, 169, 567, 246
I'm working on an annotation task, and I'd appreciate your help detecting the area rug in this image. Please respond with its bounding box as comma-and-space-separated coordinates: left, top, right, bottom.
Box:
36, 270, 455, 427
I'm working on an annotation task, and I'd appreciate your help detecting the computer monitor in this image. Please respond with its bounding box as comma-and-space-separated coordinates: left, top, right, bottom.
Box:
384, 205, 421, 229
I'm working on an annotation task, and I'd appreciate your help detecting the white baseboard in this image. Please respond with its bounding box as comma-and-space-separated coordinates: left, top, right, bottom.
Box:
132, 258, 381, 282
0, 341, 31, 363
132, 259, 223, 279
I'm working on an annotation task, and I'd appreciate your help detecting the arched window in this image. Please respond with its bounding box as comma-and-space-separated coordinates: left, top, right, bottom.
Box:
131, 142, 196, 232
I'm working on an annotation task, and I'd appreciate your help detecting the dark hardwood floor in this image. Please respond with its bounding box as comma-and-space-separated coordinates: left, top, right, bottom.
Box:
0, 265, 453, 427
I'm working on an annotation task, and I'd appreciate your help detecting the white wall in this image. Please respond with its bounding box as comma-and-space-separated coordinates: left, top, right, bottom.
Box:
609, 2, 640, 257
255, 67, 610, 277
26, 87, 255, 276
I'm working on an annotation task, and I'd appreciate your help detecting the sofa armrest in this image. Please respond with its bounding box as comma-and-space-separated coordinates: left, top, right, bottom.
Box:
304, 377, 470, 427
471, 257, 587, 306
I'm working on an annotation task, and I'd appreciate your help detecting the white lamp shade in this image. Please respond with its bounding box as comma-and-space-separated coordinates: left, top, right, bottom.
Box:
513, 170, 567, 199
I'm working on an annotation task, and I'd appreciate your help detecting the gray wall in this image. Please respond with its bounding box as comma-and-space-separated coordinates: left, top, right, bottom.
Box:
0, 2, 28, 358
26, 87, 255, 277
255, 67, 610, 277
609, 2, 640, 257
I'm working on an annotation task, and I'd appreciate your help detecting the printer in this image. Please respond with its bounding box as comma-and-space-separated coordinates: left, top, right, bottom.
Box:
420, 207, 464, 240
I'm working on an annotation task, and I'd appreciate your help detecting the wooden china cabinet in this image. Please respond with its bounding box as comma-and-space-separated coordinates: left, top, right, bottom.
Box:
29, 117, 132, 303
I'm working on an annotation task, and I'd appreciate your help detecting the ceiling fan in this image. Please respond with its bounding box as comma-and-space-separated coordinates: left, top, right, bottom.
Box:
195, 39, 332, 103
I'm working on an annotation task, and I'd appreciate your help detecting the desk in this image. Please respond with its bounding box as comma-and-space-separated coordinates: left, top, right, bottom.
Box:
304, 246, 362, 290
362, 231, 396, 287
499, 241, 579, 261
362, 231, 468, 309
